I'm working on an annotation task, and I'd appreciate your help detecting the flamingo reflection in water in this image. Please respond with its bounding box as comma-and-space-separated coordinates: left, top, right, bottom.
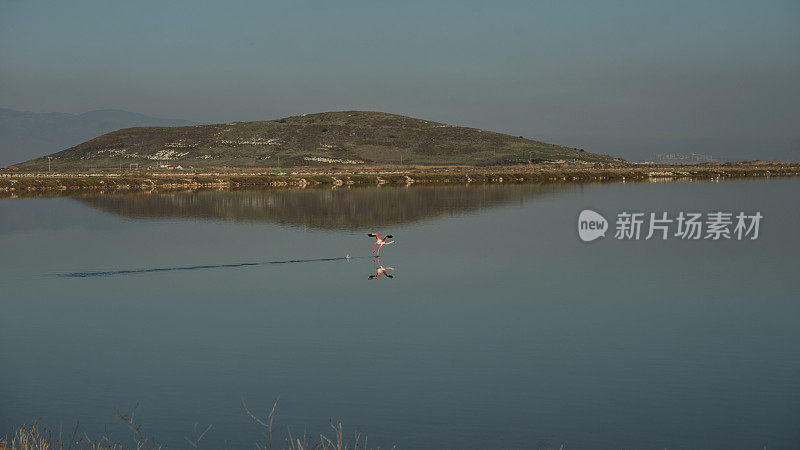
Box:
369, 257, 395, 279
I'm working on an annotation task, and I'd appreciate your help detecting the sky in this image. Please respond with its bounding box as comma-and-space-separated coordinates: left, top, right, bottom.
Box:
1, 0, 798, 161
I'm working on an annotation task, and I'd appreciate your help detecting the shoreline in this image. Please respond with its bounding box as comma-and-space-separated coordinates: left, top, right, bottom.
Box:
1, 162, 798, 195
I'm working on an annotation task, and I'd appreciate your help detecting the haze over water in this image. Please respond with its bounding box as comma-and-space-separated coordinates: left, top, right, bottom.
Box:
1, 179, 798, 449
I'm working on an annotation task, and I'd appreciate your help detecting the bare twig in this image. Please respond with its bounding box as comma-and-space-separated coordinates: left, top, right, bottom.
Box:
184, 421, 213, 449
66, 420, 80, 450
242, 394, 280, 450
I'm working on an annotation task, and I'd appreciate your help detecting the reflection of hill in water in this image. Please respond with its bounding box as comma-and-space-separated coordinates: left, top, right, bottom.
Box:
78, 184, 574, 230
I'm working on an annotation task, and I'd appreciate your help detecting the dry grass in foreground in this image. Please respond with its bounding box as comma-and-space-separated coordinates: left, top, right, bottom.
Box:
0, 397, 394, 450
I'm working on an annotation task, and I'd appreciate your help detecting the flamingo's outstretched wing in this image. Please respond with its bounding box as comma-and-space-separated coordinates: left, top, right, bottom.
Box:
384, 234, 393, 239
367, 233, 378, 238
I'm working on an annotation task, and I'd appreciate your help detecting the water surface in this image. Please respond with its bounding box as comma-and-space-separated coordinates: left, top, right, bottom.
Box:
1, 180, 798, 449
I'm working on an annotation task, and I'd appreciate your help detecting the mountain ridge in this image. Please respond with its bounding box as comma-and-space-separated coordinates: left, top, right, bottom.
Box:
16, 111, 620, 169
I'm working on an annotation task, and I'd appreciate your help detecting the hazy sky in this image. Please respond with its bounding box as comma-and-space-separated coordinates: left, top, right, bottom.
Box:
1, 0, 798, 160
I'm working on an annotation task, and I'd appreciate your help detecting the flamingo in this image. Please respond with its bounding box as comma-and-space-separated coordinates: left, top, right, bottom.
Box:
367, 233, 394, 255
369, 258, 395, 279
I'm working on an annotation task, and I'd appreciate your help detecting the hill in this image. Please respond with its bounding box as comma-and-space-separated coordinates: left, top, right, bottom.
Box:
0, 108, 196, 166
15, 111, 620, 170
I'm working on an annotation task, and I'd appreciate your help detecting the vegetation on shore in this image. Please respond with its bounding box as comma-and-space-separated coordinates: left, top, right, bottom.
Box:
1, 162, 798, 195
1, 398, 392, 450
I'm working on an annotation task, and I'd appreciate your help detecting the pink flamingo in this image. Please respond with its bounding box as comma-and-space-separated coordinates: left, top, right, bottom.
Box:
367, 233, 394, 255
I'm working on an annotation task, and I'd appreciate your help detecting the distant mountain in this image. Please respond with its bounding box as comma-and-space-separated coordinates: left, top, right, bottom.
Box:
16, 111, 620, 170
0, 108, 196, 166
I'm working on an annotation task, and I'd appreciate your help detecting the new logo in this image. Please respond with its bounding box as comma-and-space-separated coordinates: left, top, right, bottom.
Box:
578, 209, 608, 242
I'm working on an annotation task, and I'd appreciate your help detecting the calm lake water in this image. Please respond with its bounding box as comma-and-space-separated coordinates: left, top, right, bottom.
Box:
1, 179, 798, 449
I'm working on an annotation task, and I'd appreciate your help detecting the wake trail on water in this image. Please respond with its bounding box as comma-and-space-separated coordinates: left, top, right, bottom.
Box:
56, 255, 367, 278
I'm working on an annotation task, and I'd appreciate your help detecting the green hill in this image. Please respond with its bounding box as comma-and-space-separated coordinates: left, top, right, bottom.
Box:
16, 111, 620, 170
